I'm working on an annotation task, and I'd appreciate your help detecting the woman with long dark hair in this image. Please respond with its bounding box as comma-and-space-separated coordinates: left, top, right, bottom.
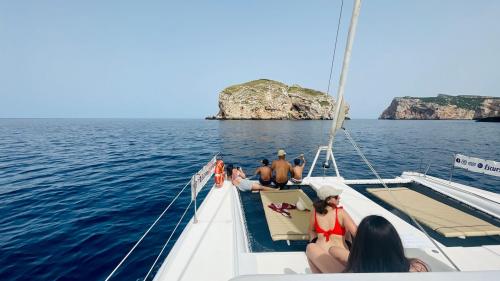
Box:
339, 215, 429, 273
306, 185, 358, 273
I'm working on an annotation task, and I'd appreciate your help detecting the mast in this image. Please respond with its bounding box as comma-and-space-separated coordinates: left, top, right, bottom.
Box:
326, 0, 362, 163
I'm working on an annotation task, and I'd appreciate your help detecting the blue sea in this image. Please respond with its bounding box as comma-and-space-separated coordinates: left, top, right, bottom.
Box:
0, 119, 499, 280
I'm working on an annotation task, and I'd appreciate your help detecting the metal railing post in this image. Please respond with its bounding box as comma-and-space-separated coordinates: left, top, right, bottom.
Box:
424, 163, 431, 177
449, 154, 456, 183
191, 176, 198, 224
329, 149, 340, 177
307, 147, 322, 178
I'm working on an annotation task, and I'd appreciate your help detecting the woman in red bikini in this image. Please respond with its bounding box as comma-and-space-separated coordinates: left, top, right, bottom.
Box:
306, 185, 358, 273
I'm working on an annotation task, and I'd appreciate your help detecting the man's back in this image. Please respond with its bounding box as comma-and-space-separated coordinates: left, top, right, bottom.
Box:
272, 159, 292, 184
257, 166, 272, 181
292, 165, 304, 180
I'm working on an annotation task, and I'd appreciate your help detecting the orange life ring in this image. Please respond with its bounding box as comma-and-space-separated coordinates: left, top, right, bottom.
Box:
214, 159, 225, 187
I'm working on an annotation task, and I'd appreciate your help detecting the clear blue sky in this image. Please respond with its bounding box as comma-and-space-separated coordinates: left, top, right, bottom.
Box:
1, 0, 499, 118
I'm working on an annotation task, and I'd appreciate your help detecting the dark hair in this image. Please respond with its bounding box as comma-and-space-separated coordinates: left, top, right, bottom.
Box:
226, 164, 234, 177
313, 197, 334, 215
293, 158, 300, 165
344, 215, 412, 273
262, 159, 269, 166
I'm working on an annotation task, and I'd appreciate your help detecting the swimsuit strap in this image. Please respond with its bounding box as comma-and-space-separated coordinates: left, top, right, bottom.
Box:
332, 207, 346, 236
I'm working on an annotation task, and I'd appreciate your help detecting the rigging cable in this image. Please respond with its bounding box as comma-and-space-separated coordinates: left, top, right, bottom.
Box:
326, 0, 344, 96
322, 0, 344, 151
342, 128, 461, 271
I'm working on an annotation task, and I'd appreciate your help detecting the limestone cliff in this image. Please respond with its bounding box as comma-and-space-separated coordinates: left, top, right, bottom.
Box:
210, 79, 347, 120
379, 94, 500, 120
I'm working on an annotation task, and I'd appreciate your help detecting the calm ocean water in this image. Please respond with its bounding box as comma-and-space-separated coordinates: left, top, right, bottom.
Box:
0, 119, 499, 280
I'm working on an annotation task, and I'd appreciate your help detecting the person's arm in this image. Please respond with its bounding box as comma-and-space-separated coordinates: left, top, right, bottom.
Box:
409, 259, 429, 272
255, 167, 261, 176
308, 211, 317, 242
343, 210, 357, 238
238, 167, 246, 179
301, 155, 306, 168
288, 162, 293, 175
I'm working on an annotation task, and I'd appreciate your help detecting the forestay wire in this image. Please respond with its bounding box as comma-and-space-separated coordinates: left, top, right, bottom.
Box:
104, 179, 192, 281
342, 128, 461, 271
326, 0, 344, 96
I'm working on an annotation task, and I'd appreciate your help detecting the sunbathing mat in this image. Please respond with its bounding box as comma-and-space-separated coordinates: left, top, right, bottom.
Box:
260, 189, 313, 241
367, 187, 500, 238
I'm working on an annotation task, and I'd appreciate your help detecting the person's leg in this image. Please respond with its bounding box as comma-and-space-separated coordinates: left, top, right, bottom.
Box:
259, 178, 272, 186
328, 246, 350, 266
306, 243, 345, 273
251, 183, 276, 191
274, 181, 287, 189
306, 244, 322, 273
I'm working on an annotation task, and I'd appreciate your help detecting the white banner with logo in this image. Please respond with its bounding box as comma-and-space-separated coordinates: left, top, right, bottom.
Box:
191, 156, 217, 200
454, 154, 500, 177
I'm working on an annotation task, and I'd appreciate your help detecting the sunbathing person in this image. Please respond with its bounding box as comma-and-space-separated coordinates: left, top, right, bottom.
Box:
255, 159, 273, 186
340, 215, 429, 273
306, 185, 357, 273
291, 154, 306, 184
227, 164, 276, 192
271, 149, 293, 189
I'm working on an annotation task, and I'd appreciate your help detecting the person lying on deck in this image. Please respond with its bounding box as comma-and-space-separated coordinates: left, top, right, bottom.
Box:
306, 185, 357, 273
291, 154, 306, 184
227, 164, 276, 192
340, 215, 429, 273
255, 158, 273, 186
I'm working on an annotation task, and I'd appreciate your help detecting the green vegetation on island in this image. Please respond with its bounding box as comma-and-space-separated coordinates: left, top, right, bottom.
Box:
380, 94, 499, 120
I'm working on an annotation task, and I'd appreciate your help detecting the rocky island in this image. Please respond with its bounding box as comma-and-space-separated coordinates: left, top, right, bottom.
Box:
379, 94, 500, 120
207, 79, 347, 120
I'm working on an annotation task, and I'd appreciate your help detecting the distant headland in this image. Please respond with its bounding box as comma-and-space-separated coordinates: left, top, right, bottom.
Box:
206, 79, 348, 120
379, 94, 500, 120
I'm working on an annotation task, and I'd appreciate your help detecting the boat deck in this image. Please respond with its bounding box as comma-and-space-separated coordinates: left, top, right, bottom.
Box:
155, 175, 500, 280
154, 181, 237, 281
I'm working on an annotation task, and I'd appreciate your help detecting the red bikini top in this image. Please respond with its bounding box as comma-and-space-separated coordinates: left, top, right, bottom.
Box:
314, 207, 345, 241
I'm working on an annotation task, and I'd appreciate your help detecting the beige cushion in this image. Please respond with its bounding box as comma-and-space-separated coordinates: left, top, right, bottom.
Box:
260, 189, 314, 241
367, 187, 500, 238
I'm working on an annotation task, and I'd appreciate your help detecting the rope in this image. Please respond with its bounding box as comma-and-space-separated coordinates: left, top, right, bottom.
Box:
104, 179, 192, 281
143, 199, 194, 281
326, 0, 344, 95
419, 174, 500, 206
342, 128, 461, 271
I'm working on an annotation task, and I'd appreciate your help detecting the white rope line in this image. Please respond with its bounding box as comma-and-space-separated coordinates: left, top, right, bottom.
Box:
343, 128, 461, 271
143, 199, 194, 281
420, 175, 500, 206
104, 180, 192, 281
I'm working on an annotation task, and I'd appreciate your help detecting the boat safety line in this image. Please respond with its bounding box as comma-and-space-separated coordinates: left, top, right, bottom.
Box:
175, 187, 233, 281
143, 199, 194, 281
416, 174, 500, 206
343, 128, 462, 272
104, 179, 192, 281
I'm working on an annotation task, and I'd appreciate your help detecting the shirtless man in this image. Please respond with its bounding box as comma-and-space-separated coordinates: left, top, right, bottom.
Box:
228, 164, 275, 192
255, 159, 273, 186
291, 154, 306, 184
271, 149, 293, 189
